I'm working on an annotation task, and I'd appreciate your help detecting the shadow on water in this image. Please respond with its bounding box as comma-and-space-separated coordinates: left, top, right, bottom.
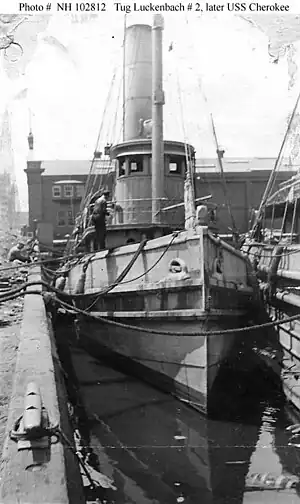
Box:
54, 316, 300, 503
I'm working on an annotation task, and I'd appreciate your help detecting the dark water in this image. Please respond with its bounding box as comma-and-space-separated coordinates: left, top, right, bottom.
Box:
64, 339, 300, 504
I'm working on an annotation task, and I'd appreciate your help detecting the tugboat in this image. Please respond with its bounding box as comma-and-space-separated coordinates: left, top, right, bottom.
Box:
242, 91, 300, 414
56, 15, 260, 414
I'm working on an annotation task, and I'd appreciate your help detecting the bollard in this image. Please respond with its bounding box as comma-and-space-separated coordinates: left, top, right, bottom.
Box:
23, 382, 42, 434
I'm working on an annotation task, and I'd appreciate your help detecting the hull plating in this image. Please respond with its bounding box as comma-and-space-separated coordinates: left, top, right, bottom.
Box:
63, 228, 257, 413
77, 313, 242, 413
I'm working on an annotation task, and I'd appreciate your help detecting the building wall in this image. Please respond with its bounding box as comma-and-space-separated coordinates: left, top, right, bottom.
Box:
41, 175, 86, 239
40, 172, 115, 240
195, 170, 295, 234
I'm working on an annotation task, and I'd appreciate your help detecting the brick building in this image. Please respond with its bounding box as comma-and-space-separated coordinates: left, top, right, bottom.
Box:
24, 133, 114, 245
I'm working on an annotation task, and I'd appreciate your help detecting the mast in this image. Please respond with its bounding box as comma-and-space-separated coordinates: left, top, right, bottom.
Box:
210, 114, 239, 242
151, 14, 165, 225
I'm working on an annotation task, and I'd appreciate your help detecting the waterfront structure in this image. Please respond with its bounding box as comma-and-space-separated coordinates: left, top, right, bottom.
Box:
242, 92, 300, 415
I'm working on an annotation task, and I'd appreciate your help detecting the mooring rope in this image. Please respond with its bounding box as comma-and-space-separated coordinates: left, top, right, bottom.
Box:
1, 284, 299, 337
0, 233, 179, 302
85, 233, 178, 310
55, 295, 300, 337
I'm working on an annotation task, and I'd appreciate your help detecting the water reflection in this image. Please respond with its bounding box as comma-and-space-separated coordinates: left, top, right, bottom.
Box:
69, 345, 300, 504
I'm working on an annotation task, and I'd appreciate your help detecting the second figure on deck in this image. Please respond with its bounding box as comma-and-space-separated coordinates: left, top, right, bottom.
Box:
91, 190, 110, 250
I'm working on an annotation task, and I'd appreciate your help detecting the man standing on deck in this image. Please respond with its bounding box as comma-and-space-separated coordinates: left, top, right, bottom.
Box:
91, 190, 110, 250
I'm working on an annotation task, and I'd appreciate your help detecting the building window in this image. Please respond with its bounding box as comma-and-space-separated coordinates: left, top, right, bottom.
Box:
57, 210, 66, 226
64, 185, 74, 198
129, 156, 143, 173
75, 185, 84, 198
67, 210, 74, 225
169, 156, 182, 174
52, 185, 61, 198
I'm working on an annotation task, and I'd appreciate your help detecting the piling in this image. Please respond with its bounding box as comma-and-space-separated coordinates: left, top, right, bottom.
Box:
0, 265, 85, 503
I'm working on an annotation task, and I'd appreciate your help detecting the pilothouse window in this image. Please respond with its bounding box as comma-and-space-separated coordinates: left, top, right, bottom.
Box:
129, 156, 143, 173
169, 156, 182, 174
118, 157, 126, 177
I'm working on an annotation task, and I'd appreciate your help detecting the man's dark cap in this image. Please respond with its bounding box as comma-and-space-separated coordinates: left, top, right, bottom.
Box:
103, 190, 110, 195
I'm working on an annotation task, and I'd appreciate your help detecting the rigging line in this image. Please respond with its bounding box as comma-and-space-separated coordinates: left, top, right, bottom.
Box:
161, 66, 182, 211
183, 13, 238, 232
163, 51, 189, 212
97, 26, 142, 199
210, 114, 239, 239
102, 78, 122, 197
195, 67, 238, 237
175, 67, 195, 198
93, 65, 123, 195
81, 66, 119, 210
290, 199, 298, 243
103, 66, 122, 147
245, 246, 299, 259
77, 24, 142, 226
110, 67, 123, 144
89, 26, 141, 199
98, 66, 123, 193
96, 86, 121, 193
176, 75, 192, 166
84, 89, 116, 205
92, 151, 108, 196
115, 64, 125, 144
200, 78, 239, 238
122, 13, 127, 141
251, 88, 300, 237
